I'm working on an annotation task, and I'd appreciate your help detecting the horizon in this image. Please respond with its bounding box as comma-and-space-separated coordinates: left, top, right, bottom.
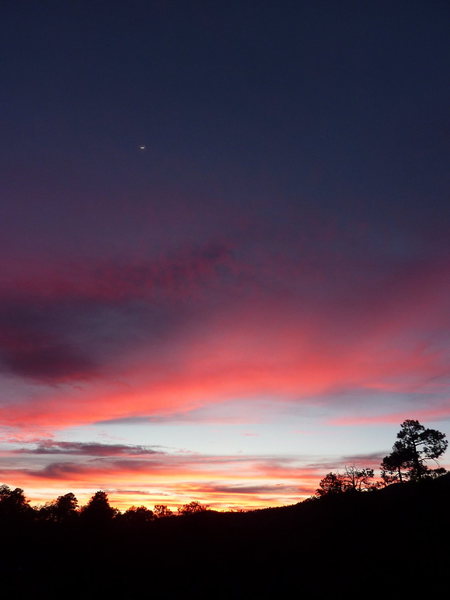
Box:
1, 1, 449, 511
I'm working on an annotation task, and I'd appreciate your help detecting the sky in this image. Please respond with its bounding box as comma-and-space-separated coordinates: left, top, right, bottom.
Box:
0, 1, 449, 511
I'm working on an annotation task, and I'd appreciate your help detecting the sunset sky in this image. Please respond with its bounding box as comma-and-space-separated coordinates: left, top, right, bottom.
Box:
1, 1, 449, 511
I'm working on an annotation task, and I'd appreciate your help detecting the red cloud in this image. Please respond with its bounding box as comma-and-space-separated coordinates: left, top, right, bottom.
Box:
0, 243, 447, 438
0, 241, 235, 303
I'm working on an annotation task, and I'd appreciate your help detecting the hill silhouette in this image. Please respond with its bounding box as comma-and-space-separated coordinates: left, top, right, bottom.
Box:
1, 473, 448, 598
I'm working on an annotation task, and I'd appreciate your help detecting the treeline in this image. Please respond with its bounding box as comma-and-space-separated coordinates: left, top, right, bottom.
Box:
315, 418, 448, 497
2, 473, 449, 597
1, 419, 447, 527
0, 419, 448, 598
0, 485, 210, 527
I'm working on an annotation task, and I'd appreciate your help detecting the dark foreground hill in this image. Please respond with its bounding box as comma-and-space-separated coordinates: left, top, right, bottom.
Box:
2, 474, 449, 598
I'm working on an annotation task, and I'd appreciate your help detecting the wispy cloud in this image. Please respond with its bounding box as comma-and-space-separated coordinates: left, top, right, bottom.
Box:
13, 440, 163, 457
0, 442, 323, 508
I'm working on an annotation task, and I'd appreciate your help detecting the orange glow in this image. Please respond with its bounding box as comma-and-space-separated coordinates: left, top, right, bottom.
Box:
0, 449, 322, 511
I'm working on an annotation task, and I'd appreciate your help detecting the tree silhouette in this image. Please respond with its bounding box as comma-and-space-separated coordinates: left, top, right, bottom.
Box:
315, 466, 375, 497
380, 446, 410, 484
316, 472, 346, 497
381, 419, 448, 482
0, 484, 31, 519
153, 504, 173, 518
81, 490, 117, 525
121, 505, 154, 525
54, 492, 78, 521
343, 466, 375, 491
40, 492, 79, 523
178, 501, 209, 515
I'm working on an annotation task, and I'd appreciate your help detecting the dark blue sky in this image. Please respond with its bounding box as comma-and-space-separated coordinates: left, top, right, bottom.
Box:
2, 1, 449, 257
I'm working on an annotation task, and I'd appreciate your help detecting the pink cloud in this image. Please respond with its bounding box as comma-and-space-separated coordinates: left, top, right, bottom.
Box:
0, 242, 447, 438
0, 241, 236, 303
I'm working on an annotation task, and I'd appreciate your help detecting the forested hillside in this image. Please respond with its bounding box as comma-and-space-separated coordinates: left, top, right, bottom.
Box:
1, 473, 448, 598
